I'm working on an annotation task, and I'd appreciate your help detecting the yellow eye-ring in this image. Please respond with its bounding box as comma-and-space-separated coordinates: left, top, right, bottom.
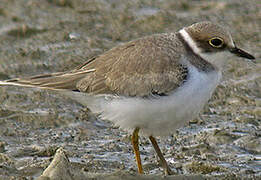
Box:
209, 37, 224, 48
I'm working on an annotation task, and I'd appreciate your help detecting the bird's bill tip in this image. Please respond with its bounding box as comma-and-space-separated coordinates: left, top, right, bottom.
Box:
230, 47, 255, 60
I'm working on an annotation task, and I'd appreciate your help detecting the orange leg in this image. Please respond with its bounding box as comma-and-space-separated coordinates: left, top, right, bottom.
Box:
149, 136, 173, 175
131, 128, 143, 174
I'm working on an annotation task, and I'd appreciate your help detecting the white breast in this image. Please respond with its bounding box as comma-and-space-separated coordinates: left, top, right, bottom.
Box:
63, 64, 221, 137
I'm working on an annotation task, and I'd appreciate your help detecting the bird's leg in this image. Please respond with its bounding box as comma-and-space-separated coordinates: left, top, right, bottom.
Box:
131, 128, 143, 174
149, 136, 173, 175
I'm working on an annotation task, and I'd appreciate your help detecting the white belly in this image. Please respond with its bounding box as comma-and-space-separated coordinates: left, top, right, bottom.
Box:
63, 65, 221, 137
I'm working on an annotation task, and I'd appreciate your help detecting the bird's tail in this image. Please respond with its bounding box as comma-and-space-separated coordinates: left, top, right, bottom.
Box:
0, 69, 95, 91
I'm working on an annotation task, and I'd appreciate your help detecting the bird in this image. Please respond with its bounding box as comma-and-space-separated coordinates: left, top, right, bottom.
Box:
0, 21, 255, 175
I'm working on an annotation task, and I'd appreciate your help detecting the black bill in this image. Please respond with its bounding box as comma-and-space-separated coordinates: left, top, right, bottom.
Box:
230, 47, 255, 60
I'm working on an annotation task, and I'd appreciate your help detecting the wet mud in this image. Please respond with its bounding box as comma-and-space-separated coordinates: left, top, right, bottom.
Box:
0, 0, 260, 179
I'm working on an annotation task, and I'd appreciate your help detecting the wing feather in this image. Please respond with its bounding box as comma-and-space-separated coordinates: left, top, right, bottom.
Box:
0, 69, 95, 90
1, 33, 188, 97
76, 33, 188, 97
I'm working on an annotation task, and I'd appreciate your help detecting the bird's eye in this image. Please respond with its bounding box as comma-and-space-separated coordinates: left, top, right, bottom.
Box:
209, 37, 224, 48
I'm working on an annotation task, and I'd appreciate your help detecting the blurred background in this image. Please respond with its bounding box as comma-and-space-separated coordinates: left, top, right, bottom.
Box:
0, 0, 260, 179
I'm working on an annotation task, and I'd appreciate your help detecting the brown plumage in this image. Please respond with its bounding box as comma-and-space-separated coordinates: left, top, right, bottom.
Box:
3, 33, 190, 97
0, 21, 255, 175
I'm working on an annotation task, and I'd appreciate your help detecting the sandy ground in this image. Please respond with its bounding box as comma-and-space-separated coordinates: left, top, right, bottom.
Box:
0, 0, 260, 179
